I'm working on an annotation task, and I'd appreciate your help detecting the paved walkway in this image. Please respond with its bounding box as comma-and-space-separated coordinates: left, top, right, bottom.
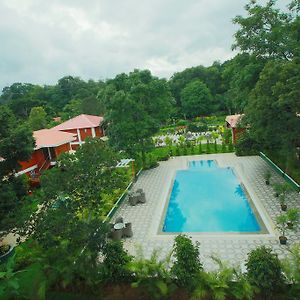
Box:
112, 154, 300, 270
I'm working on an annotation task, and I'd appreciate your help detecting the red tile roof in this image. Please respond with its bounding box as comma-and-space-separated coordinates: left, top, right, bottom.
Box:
51, 114, 104, 131
33, 129, 76, 150
225, 114, 244, 128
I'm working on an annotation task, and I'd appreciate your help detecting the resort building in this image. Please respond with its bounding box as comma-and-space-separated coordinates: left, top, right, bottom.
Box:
51, 114, 105, 149
17, 129, 75, 185
225, 114, 245, 144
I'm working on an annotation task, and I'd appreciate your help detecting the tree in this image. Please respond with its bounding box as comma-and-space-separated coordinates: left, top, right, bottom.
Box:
0, 106, 34, 238
180, 80, 212, 118
245, 59, 300, 169
28, 106, 47, 130
222, 54, 265, 113
232, 0, 299, 60
20, 139, 131, 289
104, 69, 173, 166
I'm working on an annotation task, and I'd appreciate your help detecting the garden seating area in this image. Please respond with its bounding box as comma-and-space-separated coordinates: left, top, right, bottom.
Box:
109, 217, 133, 241
128, 188, 146, 206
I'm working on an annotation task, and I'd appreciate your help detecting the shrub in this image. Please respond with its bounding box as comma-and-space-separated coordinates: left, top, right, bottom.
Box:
183, 147, 188, 155
206, 142, 211, 154
245, 246, 285, 298
214, 141, 218, 152
228, 140, 234, 152
127, 248, 174, 300
282, 243, 300, 298
221, 141, 226, 153
171, 235, 203, 291
193, 256, 253, 300
187, 123, 200, 132
198, 142, 202, 154
176, 119, 188, 126
223, 128, 232, 144
101, 240, 133, 283
235, 132, 260, 156
144, 154, 159, 169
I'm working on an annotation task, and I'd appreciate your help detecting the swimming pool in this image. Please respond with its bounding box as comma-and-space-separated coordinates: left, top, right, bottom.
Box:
162, 160, 263, 233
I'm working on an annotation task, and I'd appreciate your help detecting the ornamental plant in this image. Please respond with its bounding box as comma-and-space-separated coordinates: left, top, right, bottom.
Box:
101, 240, 133, 283
127, 248, 174, 300
171, 235, 203, 291
245, 246, 285, 298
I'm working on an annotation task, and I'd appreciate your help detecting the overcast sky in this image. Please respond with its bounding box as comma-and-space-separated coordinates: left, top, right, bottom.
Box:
0, 0, 288, 90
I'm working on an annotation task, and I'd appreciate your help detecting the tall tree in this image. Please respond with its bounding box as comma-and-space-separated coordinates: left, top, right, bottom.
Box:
245, 59, 300, 169
222, 54, 265, 113
180, 80, 213, 118
233, 0, 299, 60
28, 106, 47, 130
0, 106, 34, 238
104, 69, 174, 165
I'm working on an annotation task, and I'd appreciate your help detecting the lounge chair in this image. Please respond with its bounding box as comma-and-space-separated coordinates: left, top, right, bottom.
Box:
138, 191, 146, 203
123, 223, 133, 237
115, 216, 124, 224
129, 194, 139, 206
111, 229, 123, 241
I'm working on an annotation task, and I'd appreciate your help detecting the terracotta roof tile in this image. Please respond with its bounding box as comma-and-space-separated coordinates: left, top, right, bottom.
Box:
33, 129, 76, 150
225, 114, 244, 128
51, 114, 104, 131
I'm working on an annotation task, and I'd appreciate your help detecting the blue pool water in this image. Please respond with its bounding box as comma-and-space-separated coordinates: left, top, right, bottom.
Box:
163, 160, 261, 232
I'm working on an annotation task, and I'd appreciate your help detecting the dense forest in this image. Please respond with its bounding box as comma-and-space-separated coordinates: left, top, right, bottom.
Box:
1, 0, 299, 179
0, 1, 300, 299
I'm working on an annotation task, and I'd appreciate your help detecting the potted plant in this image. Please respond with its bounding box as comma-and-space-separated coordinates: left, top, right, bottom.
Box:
276, 213, 288, 245
286, 208, 299, 229
273, 183, 282, 197
279, 194, 287, 211
264, 171, 271, 185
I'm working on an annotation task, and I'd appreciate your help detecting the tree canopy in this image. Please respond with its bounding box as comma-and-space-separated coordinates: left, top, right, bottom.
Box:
103, 69, 174, 165
180, 80, 213, 118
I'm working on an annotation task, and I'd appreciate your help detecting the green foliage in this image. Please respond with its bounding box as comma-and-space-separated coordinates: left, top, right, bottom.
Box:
0, 106, 34, 239
193, 257, 254, 300
198, 142, 202, 154
181, 80, 213, 118
101, 241, 133, 283
228, 140, 234, 152
286, 208, 300, 225
222, 128, 231, 145
282, 243, 300, 298
235, 131, 260, 156
233, 0, 298, 60
221, 141, 226, 153
0, 254, 25, 299
276, 213, 289, 237
245, 59, 300, 166
127, 248, 174, 300
222, 54, 265, 112
246, 246, 285, 298
39, 138, 129, 221
103, 70, 173, 167
169, 63, 224, 115
171, 235, 203, 291
206, 141, 211, 154
28, 106, 47, 130
214, 141, 218, 152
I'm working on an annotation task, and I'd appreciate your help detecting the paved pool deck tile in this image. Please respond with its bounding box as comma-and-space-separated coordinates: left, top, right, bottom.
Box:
112, 153, 300, 270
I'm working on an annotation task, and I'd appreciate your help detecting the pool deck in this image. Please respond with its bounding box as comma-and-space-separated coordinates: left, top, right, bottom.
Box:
111, 153, 300, 270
